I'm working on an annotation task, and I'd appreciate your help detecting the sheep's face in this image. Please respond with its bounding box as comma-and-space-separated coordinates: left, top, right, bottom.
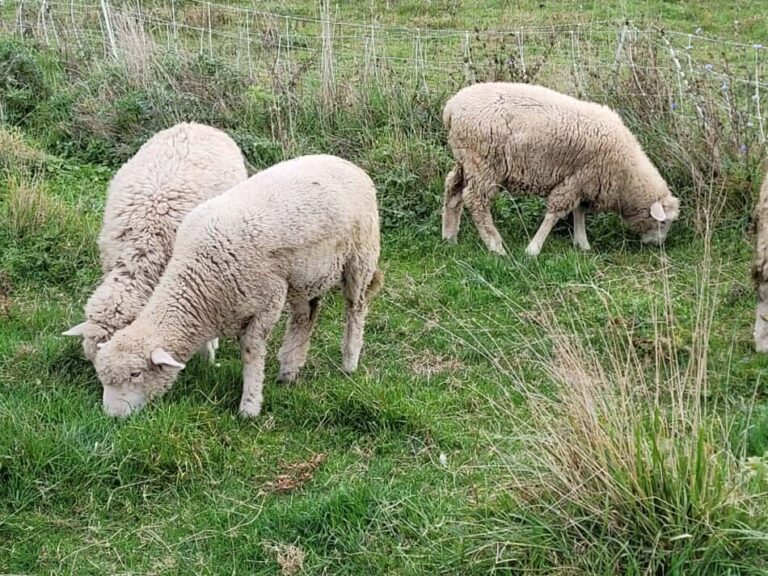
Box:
755, 283, 768, 353
94, 331, 185, 418
624, 195, 680, 245
62, 320, 110, 362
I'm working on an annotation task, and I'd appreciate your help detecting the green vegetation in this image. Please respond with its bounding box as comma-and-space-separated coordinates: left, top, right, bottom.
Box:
1, 0, 768, 573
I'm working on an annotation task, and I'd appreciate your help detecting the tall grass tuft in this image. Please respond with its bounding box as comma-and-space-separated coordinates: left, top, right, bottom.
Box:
0, 174, 98, 288
0, 125, 51, 175
3, 176, 62, 238
465, 202, 768, 573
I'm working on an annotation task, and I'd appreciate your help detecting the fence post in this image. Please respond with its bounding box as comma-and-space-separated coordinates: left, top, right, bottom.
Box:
320, 0, 335, 110
463, 31, 474, 84
755, 47, 766, 144
207, 1, 213, 58
38, 0, 49, 44
100, 0, 117, 58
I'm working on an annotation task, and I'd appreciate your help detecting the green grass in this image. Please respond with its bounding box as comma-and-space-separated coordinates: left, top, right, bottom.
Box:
2, 0, 768, 573
2, 159, 767, 573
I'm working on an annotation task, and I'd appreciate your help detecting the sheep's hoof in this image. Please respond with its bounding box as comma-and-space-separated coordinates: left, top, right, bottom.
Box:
342, 360, 359, 374
238, 401, 262, 418
575, 242, 591, 252
489, 243, 507, 256
525, 244, 541, 257
277, 369, 299, 384
442, 232, 458, 244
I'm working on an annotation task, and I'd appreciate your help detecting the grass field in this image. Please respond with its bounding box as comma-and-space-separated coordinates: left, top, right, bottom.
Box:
2, 0, 768, 574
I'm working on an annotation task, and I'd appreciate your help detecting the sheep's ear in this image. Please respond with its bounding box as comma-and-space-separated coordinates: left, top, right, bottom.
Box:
62, 321, 90, 337
150, 348, 185, 369
650, 201, 666, 222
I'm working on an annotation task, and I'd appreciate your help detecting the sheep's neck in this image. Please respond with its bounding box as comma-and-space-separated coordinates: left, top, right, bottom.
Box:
145, 280, 221, 362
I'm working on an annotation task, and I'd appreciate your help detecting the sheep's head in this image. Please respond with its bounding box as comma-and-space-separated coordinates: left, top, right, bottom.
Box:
755, 283, 768, 353
62, 320, 110, 362
94, 329, 185, 418
623, 194, 680, 245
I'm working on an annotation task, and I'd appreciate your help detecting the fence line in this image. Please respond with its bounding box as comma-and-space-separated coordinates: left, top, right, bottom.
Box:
2, 0, 766, 148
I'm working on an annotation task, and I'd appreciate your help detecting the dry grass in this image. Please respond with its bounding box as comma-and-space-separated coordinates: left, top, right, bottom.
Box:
3, 176, 63, 238
0, 125, 49, 173
409, 349, 464, 377
110, 10, 157, 88
262, 453, 327, 494
262, 541, 305, 575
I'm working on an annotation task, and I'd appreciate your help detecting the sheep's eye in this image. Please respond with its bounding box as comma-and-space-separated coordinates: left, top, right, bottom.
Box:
130, 371, 141, 378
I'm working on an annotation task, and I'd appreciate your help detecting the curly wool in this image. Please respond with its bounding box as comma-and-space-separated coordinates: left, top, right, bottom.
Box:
441, 82, 680, 255
66, 123, 248, 360
95, 155, 382, 418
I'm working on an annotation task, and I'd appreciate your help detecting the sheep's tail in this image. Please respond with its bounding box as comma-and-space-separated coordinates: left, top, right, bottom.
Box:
366, 268, 384, 299
442, 98, 454, 130
753, 252, 767, 285
444, 162, 465, 203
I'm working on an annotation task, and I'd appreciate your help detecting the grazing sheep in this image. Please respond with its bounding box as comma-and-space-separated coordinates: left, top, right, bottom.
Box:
94, 154, 382, 418
441, 82, 680, 256
753, 172, 768, 352
63, 123, 248, 362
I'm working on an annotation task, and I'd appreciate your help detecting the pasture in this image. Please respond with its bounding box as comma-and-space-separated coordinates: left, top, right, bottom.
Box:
1, 0, 767, 573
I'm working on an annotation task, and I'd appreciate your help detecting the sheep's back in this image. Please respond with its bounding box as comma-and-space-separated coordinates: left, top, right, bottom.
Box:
444, 83, 631, 193
177, 154, 379, 256
98, 123, 247, 271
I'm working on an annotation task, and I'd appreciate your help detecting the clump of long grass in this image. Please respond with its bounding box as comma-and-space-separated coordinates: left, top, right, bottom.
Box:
463, 193, 768, 573
2, 175, 62, 238
495, 330, 767, 573
0, 172, 98, 288
0, 125, 51, 175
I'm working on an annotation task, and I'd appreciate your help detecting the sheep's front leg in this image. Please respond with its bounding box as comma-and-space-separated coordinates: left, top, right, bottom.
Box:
277, 296, 321, 383
573, 204, 591, 251
526, 211, 561, 257
527, 180, 580, 257
239, 296, 285, 418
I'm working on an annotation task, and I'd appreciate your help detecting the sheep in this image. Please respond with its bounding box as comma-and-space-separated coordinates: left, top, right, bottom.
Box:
441, 82, 680, 256
63, 122, 248, 362
93, 154, 382, 419
753, 172, 768, 352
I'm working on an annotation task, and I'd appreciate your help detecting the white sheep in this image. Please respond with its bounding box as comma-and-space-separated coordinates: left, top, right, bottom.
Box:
63, 122, 248, 362
753, 171, 768, 351
441, 82, 680, 256
93, 154, 383, 418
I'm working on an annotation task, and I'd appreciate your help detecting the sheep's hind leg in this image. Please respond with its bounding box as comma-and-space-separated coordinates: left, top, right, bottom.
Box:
277, 296, 321, 383
442, 165, 465, 243
755, 283, 768, 352
573, 204, 591, 251
341, 257, 381, 373
238, 290, 286, 418
463, 182, 505, 255
198, 338, 219, 364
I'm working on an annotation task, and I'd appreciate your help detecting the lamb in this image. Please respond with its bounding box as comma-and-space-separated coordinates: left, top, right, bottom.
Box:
63, 122, 248, 362
93, 154, 383, 419
441, 82, 680, 256
753, 171, 768, 352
